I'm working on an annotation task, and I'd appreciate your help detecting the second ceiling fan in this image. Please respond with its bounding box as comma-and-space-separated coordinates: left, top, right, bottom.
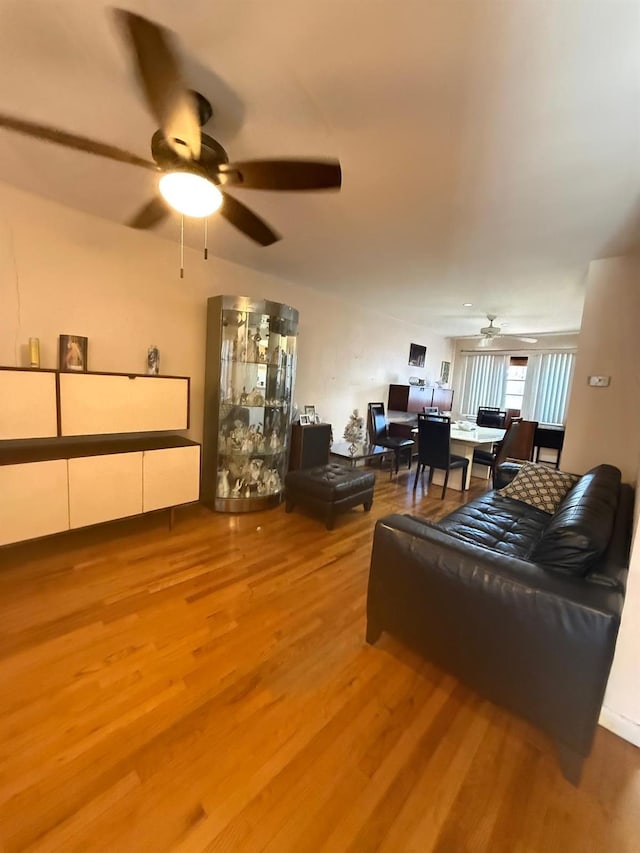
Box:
479, 315, 538, 344
0, 9, 342, 246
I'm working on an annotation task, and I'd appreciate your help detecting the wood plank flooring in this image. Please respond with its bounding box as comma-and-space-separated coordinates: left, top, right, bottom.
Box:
0, 469, 638, 852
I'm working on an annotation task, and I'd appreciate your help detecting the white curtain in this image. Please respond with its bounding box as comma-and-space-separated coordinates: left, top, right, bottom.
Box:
458, 354, 508, 416
521, 352, 575, 425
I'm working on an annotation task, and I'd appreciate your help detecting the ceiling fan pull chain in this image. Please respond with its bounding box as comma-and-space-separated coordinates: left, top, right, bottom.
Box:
204, 218, 208, 260
180, 214, 185, 279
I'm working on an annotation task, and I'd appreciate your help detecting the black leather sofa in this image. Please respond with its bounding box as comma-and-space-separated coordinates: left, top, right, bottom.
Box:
366, 462, 634, 783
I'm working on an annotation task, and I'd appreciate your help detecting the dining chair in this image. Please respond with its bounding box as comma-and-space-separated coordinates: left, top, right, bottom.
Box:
413, 413, 469, 498
367, 402, 413, 473
504, 408, 521, 429
476, 407, 507, 427
473, 419, 538, 487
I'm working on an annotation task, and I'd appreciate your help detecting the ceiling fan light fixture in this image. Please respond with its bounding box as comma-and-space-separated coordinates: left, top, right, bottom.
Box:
158, 171, 223, 218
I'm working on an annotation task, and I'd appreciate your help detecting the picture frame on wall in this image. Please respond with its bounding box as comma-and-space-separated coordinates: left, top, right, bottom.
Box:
440, 360, 451, 384
59, 335, 88, 372
408, 342, 427, 368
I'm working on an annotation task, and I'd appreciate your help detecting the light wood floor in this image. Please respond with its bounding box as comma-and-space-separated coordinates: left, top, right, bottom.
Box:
0, 468, 638, 852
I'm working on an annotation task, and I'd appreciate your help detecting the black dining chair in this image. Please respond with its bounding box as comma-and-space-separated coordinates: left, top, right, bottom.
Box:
367, 402, 414, 474
413, 413, 469, 498
476, 407, 507, 427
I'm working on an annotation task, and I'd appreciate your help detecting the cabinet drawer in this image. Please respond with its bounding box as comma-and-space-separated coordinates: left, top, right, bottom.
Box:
60, 373, 189, 436
0, 460, 69, 545
143, 445, 201, 512
0, 369, 58, 440
68, 453, 142, 529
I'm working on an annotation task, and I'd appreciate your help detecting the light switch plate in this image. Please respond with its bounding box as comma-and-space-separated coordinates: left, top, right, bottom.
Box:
588, 375, 610, 387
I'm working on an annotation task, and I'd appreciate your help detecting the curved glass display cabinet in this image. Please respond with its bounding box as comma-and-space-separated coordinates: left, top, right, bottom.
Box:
202, 296, 299, 512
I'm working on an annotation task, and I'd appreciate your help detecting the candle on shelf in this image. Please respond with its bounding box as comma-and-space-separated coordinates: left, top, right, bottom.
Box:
29, 337, 40, 368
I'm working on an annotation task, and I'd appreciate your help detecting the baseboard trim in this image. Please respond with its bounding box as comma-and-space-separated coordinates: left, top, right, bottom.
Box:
599, 706, 640, 748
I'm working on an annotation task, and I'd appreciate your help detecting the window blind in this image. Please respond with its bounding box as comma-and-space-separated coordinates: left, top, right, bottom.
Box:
458, 354, 508, 416
522, 352, 575, 425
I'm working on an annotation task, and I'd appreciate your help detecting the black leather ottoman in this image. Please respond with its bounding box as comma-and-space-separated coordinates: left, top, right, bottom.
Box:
285, 463, 375, 529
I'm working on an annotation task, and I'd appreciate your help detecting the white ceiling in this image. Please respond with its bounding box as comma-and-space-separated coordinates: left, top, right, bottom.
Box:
0, 0, 637, 337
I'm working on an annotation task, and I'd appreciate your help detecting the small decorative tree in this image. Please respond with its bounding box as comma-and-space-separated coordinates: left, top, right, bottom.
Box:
343, 409, 365, 449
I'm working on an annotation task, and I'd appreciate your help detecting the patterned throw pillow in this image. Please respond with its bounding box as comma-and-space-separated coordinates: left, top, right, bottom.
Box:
498, 462, 580, 515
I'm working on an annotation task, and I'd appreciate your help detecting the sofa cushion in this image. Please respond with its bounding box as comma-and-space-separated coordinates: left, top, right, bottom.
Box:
437, 491, 551, 558
531, 464, 621, 575
498, 462, 579, 515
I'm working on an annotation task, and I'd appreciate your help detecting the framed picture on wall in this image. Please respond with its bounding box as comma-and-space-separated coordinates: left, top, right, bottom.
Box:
440, 360, 451, 384
408, 342, 426, 368
59, 335, 88, 372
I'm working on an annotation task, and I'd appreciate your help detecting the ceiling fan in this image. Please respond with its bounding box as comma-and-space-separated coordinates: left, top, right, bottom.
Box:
478, 315, 538, 344
0, 9, 341, 247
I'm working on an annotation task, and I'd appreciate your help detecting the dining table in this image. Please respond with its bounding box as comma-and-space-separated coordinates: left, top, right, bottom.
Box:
412, 423, 506, 491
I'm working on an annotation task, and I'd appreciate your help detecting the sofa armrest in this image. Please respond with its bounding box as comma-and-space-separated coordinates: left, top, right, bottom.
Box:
367, 513, 624, 755
494, 461, 523, 489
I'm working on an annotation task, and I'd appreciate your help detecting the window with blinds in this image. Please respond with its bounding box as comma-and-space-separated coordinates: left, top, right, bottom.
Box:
459, 351, 575, 425
458, 354, 508, 416
522, 352, 575, 425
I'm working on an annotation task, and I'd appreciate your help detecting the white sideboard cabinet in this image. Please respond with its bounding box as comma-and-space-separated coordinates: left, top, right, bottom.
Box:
0, 367, 200, 548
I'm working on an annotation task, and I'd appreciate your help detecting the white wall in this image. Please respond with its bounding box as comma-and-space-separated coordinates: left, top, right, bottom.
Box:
0, 181, 451, 443
562, 256, 640, 483
559, 255, 640, 746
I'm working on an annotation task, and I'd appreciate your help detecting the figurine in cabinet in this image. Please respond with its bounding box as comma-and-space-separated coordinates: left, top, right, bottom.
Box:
218, 468, 230, 498
247, 330, 261, 362
247, 388, 265, 406
249, 458, 264, 484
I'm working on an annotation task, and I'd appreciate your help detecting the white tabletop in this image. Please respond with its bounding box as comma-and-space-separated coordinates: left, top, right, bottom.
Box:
449, 425, 505, 445
410, 423, 505, 445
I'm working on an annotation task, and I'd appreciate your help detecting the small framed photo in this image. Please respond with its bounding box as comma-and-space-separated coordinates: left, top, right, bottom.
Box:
59, 334, 88, 372
299, 414, 311, 426
408, 342, 426, 368
440, 360, 451, 384
304, 405, 316, 422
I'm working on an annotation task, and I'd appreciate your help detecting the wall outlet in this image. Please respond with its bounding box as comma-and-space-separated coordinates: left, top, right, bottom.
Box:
588, 375, 611, 387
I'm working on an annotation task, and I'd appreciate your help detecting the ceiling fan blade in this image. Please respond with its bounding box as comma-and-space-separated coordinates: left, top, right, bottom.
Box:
0, 114, 156, 170
220, 159, 341, 191
128, 196, 170, 229
114, 9, 201, 160
220, 192, 281, 246
515, 336, 538, 344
